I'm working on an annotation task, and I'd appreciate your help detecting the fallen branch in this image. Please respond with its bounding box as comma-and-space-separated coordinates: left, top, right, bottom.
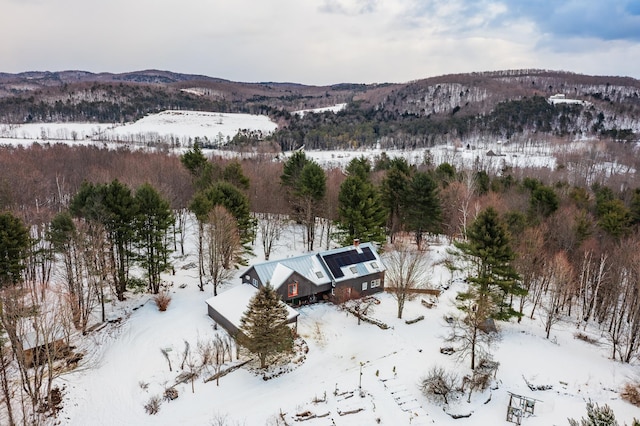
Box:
338, 407, 363, 416
204, 360, 251, 383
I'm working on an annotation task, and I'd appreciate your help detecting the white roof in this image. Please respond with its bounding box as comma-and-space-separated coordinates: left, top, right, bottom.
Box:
20, 330, 65, 350
205, 284, 299, 331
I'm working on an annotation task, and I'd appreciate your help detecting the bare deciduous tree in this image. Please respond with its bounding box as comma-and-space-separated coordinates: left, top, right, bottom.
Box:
420, 365, 459, 405
257, 213, 284, 260
542, 251, 573, 339
204, 206, 244, 296
383, 242, 430, 319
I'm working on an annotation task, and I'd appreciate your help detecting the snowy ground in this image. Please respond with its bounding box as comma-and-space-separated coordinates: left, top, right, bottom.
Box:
55, 221, 639, 426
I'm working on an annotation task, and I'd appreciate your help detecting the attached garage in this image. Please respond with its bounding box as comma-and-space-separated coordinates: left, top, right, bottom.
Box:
205, 284, 299, 338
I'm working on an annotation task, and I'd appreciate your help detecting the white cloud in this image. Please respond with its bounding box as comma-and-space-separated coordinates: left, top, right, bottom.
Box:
0, 0, 638, 84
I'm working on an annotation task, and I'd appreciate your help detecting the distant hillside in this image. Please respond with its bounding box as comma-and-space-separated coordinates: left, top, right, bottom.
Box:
0, 69, 638, 148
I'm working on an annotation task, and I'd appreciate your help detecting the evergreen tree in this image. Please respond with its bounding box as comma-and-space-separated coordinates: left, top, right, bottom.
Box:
456, 207, 523, 321
134, 183, 174, 294
0, 212, 30, 289
381, 158, 412, 243
190, 182, 253, 290
336, 173, 387, 246
101, 180, 138, 300
239, 283, 293, 369
295, 162, 326, 251
197, 181, 255, 244
568, 402, 621, 426
344, 156, 371, 181
404, 171, 442, 250
280, 151, 309, 189
454, 207, 523, 369
530, 185, 559, 218
281, 152, 326, 250
434, 162, 456, 186
598, 199, 631, 240
180, 143, 217, 190
222, 160, 250, 191
629, 188, 640, 226
70, 180, 138, 300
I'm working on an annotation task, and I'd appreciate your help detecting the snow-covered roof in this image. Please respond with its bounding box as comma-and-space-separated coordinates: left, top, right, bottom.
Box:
252, 252, 333, 287
251, 241, 385, 286
205, 284, 299, 331
20, 330, 65, 351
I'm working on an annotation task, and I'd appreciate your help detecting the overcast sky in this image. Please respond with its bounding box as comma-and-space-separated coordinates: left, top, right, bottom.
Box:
3, 0, 640, 85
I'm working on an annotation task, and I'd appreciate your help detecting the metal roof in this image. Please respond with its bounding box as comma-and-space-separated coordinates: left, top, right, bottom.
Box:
250, 242, 384, 288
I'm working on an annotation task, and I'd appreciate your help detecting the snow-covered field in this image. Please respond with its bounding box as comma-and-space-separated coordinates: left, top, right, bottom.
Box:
55, 219, 639, 426
0, 110, 278, 147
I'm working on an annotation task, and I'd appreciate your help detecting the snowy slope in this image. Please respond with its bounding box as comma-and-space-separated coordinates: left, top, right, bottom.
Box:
0, 110, 278, 146
56, 224, 640, 426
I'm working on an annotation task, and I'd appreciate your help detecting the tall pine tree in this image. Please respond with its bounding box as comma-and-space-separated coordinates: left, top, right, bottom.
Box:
381, 158, 413, 243
404, 171, 442, 250
239, 284, 293, 369
455, 207, 523, 321
454, 207, 523, 369
0, 212, 30, 289
336, 158, 387, 246
280, 152, 326, 250
134, 183, 174, 294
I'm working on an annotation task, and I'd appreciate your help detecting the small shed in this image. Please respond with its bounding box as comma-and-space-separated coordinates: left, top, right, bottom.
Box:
20, 330, 67, 368
205, 284, 299, 338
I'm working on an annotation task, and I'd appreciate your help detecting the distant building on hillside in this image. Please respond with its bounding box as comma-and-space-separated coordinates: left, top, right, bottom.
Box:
548, 94, 592, 107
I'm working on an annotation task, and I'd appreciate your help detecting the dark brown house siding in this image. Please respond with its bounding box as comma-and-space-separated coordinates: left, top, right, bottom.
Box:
207, 304, 242, 338
330, 271, 385, 303
274, 271, 332, 303
241, 267, 261, 288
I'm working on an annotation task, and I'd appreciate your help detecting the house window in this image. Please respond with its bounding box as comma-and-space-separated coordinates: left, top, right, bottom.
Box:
245, 275, 250, 281
371, 279, 381, 288
315, 271, 324, 279
362, 281, 368, 291
349, 266, 358, 274
252, 278, 258, 288
288, 282, 299, 298
370, 262, 379, 269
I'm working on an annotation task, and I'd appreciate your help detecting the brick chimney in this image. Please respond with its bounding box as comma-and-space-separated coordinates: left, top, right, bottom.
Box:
353, 238, 360, 248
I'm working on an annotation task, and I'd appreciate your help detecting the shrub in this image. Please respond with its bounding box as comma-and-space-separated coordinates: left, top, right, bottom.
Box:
420, 366, 459, 405
144, 395, 162, 415
128, 276, 147, 294
164, 387, 179, 401
621, 381, 640, 407
154, 292, 172, 311
574, 332, 599, 345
